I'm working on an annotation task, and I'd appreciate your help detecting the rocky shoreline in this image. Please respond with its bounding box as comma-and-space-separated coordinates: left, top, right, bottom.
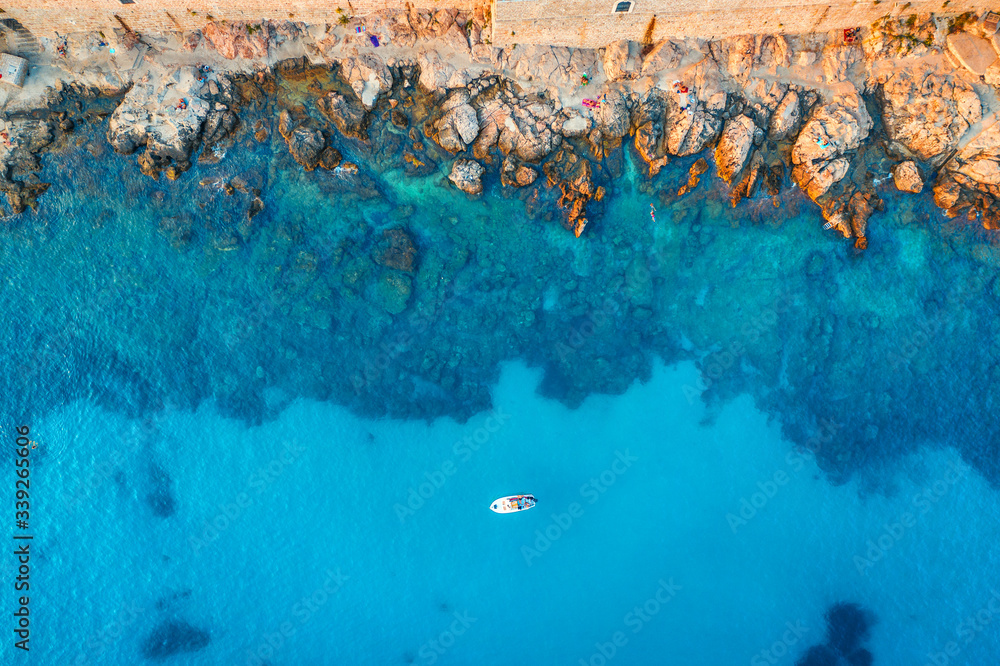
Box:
3, 10, 1000, 245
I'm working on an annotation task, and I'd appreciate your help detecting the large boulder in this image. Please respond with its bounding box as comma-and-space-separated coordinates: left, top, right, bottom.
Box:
666, 102, 724, 157
632, 88, 670, 175
791, 89, 872, 200
340, 54, 394, 110
879, 64, 981, 167
768, 89, 801, 141
716, 115, 760, 185
892, 160, 923, 193
559, 113, 591, 138
943, 121, 1000, 201
432, 90, 479, 152
496, 105, 561, 163
592, 88, 630, 139
449, 159, 485, 195
500, 155, 537, 187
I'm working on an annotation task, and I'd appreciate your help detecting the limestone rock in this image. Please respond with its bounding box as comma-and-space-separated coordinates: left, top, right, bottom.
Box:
821, 45, 864, 85
892, 160, 923, 193
880, 64, 981, 167
933, 172, 962, 209
943, 121, 1000, 202
666, 103, 723, 157
501, 45, 600, 89
203, 22, 271, 60
947, 32, 998, 75
449, 158, 485, 195
340, 53, 394, 110
714, 35, 789, 87
730, 150, 765, 206
603, 41, 640, 81
847, 188, 883, 246
277, 110, 296, 140
592, 88, 630, 139
107, 66, 222, 178
563, 116, 591, 140
768, 89, 801, 141
640, 41, 683, 76
432, 91, 479, 152
542, 149, 604, 237
496, 104, 561, 162
716, 115, 759, 185
791, 89, 872, 200
633, 88, 670, 175
416, 50, 479, 92
441, 23, 470, 52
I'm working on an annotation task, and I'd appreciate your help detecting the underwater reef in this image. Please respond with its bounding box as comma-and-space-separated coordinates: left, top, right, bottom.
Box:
796, 602, 877, 666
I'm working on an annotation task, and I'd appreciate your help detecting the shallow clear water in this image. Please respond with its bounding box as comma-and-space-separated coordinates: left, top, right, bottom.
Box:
5, 87, 1000, 664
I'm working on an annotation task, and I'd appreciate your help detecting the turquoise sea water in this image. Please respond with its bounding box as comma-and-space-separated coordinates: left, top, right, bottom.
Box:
24, 364, 1000, 665
5, 74, 1000, 664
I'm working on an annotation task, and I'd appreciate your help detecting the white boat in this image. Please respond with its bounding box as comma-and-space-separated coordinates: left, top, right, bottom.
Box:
490, 494, 537, 514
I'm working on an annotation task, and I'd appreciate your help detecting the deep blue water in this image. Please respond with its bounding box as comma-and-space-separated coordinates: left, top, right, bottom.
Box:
4, 75, 1000, 665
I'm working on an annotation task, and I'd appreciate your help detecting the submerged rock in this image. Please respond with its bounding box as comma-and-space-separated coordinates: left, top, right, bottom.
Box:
374, 227, 418, 273
677, 157, 709, 197
730, 151, 765, 206
449, 158, 485, 195
287, 127, 325, 171
318, 92, 369, 141
375, 271, 413, 315
141, 620, 210, 660
145, 463, 176, 518
318, 146, 342, 170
